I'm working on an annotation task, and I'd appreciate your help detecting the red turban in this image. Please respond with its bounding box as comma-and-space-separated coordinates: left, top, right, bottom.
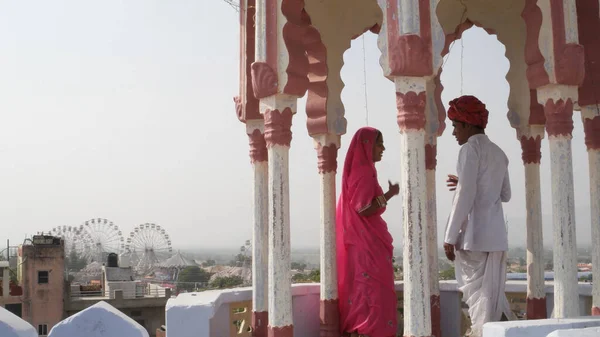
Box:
447, 95, 489, 129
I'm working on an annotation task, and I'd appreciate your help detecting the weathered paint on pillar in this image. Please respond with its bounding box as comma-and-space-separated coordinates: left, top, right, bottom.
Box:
425, 143, 441, 337
247, 120, 270, 337
582, 106, 600, 316
253, 0, 309, 333
314, 134, 340, 337
262, 96, 296, 337
575, 0, 600, 316
396, 77, 431, 337
518, 126, 547, 320
235, 0, 269, 333
538, 86, 579, 318
377, 0, 443, 333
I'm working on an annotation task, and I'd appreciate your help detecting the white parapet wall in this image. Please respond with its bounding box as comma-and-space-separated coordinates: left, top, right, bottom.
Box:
165, 281, 593, 337
483, 317, 600, 337
165, 284, 321, 337
546, 326, 600, 337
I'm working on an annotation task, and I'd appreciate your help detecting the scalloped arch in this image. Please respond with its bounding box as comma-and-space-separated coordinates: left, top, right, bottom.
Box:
436, 0, 532, 133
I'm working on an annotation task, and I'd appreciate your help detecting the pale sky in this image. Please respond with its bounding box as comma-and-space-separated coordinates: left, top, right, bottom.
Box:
0, 1, 593, 252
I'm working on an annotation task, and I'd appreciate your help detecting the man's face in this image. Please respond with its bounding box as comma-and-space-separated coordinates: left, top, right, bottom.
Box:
451, 121, 470, 145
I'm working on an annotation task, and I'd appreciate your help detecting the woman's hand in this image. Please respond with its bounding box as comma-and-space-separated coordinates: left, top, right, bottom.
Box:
387, 180, 399, 197
446, 174, 458, 191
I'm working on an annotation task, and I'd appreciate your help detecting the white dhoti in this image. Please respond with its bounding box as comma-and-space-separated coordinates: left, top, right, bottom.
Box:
455, 250, 516, 337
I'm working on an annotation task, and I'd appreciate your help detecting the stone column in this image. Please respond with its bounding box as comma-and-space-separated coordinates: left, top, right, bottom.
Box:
235, 0, 270, 333
519, 126, 547, 319
581, 106, 600, 316
396, 77, 431, 337
538, 85, 579, 318
425, 141, 441, 337
252, 0, 310, 332
247, 121, 270, 337
313, 135, 340, 337
263, 95, 296, 337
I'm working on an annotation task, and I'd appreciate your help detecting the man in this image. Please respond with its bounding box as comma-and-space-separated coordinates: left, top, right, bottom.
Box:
443, 95, 515, 337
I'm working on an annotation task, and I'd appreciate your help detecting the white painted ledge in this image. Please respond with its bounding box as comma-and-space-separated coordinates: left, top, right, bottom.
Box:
546, 326, 600, 337
483, 317, 600, 337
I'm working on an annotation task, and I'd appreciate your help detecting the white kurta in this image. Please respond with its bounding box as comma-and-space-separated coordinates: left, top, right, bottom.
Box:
444, 134, 514, 337
444, 134, 511, 252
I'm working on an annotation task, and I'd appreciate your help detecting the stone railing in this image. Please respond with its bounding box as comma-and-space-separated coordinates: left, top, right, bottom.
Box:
165, 281, 593, 337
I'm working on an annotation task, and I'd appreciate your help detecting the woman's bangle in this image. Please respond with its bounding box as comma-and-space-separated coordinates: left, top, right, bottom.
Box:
375, 195, 387, 208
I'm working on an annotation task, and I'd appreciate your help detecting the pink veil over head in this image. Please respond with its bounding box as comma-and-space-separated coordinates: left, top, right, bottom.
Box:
340, 127, 379, 193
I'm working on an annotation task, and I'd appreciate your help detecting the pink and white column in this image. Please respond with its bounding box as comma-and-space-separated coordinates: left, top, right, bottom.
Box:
533, 0, 584, 318
314, 135, 340, 337
262, 98, 296, 337
235, 0, 270, 334
252, 0, 310, 334
538, 86, 579, 318
396, 80, 431, 337
575, 0, 600, 315
248, 122, 270, 336
518, 126, 547, 320
581, 107, 600, 315
377, 0, 444, 334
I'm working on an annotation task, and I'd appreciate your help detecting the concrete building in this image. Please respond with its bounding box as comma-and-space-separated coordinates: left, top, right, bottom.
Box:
18, 235, 65, 336
66, 254, 170, 337
0, 261, 23, 317
10, 235, 169, 337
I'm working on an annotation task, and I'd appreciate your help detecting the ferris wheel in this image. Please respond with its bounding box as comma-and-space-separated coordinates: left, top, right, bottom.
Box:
49, 225, 92, 258
81, 218, 125, 262
125, 223, 172, 272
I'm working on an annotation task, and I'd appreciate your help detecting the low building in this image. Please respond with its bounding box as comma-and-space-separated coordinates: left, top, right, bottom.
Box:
18, 235, 65, 336
66, 254, 170, 337
0, 261, 23, 317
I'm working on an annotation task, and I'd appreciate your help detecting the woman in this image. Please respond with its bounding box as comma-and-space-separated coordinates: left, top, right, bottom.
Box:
336, 127, 400, 337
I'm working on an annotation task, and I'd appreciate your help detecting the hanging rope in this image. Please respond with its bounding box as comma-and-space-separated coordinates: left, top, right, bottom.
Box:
220, 0, 240, 12
460, 37, 464, 95
362, 35, 370, 126
439, 3, 468, 85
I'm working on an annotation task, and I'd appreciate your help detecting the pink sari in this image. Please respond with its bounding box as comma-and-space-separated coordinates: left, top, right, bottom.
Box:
336, 127, 397, 337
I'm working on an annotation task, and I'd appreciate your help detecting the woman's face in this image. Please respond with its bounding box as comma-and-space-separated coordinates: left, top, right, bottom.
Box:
372, 132, 385, 162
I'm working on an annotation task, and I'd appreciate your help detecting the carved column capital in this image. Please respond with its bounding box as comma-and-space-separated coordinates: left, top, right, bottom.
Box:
247, 128, 268, 164
315, 143, 338, 174
518, 126, 545, 165
544, 98, 574, 138
395, 77, 427, 132
582, 106, 600, 151
537, 85, 576, 138
264, 108, 293, 148
313, 134, 340, 174
520, 135, 543, 164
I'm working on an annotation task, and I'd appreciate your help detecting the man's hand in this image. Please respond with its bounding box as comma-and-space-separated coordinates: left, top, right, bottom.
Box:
444, 243, 456, 262
446, 174, 458, 191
